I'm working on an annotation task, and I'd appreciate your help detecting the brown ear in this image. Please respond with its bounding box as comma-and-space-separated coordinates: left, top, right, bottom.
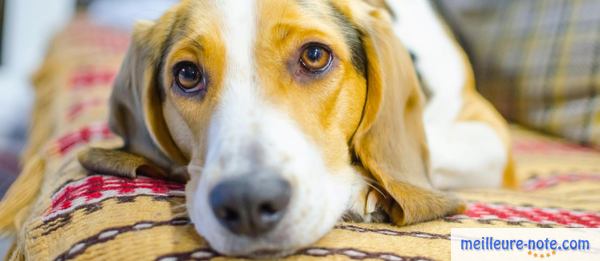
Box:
333, 0, 464, 225
78, 148, 167, 179
80, 18, 187, 178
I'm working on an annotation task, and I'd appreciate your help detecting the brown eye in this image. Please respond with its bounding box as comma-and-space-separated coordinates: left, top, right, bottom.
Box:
299, 43, 333, 73
173, 62, 206, 93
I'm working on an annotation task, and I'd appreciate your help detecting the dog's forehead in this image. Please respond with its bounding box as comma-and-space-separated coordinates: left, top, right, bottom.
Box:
214, 0, 257, 71
190, 0, 359, 73
187, 0, 340, 46
197, 0, 341, 92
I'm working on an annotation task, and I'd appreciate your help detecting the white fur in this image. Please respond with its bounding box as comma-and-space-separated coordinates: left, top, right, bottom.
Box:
387, 0, 464, 125
387, 0, 506, 189
185, 0, 363, 256
426, 122, 506, 189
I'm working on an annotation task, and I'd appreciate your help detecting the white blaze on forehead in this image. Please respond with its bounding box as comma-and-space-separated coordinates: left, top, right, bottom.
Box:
210, 0, 262, 141
213, 0, 260, 135
206, 0, 261, 164
215, 0, 258, 101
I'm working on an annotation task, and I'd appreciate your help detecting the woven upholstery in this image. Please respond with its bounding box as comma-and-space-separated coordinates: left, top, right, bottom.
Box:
0, 16, 599, 261
439, 0, 600, 147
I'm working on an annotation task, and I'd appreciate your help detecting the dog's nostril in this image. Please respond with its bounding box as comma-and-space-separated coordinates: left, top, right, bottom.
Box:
258, 202, 283, 223
217, 207, 239, 222
209, 175, 291, 237
259, 203, 277, 216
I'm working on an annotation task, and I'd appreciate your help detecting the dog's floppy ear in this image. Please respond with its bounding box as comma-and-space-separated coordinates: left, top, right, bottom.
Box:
80, 18, 188, 179
333, 0, 463, 225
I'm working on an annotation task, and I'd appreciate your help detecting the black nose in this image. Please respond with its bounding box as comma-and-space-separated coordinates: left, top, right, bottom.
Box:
209, 175, 291, 237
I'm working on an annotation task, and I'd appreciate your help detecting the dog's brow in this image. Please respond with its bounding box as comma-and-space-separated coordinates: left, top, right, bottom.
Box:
156, 10, 192, 100
177, 33, 205, 51
327, 3, 367, 75
292, 0, 366, 75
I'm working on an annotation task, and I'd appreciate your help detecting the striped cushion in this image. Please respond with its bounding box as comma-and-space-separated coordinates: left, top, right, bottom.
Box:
439, 0, 600, 147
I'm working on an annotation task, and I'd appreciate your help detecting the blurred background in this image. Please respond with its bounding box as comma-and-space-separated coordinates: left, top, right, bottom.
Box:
0, 0, 74, 197
0, 0, 177, 198
0, 0, 72, 254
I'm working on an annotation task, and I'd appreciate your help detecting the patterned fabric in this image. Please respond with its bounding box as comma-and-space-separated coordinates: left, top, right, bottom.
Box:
1, 16, 599, 261
438, 0, 600, 147
43, 175, 185, 222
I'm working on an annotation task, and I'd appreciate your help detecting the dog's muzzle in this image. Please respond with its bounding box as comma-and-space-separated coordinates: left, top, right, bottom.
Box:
209, 174, 291, 237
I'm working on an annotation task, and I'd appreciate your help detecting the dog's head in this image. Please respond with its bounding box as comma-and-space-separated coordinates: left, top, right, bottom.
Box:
96, 0, 462, 256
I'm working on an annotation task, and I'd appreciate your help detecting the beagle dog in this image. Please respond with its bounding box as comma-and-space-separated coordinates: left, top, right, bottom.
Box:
79, 0, 513, 257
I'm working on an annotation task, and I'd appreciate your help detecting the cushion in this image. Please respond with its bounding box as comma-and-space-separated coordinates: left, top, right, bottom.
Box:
438, 0, 600, 147
1, 16, 599, 261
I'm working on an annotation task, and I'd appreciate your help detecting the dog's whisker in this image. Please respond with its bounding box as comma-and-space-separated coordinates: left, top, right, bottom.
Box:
171, 204, 187, 211
366, 182, 387, 200
188, 165, 203, 170
171, 212, 189, 219
187, 164, 204, 174
358, 174, 379, 185
171, 165, 191, 177
359, 175, 387, 199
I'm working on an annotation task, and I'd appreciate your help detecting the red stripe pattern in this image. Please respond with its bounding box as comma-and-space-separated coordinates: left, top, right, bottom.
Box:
458, 202, 600, 228
70, 70, 116, 90
522, 173, 600, 191
53, 122, 114, 156
67, 22, 130, 52
67, 98, 106, 120
513, 139, 597, 154
43, 175, 185, 222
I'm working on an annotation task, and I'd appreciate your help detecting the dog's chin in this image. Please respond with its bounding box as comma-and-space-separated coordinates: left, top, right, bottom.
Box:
199, 232, 317, 258
204, 222, 335, 258
209, 241, 298, 258
244, 248, 297, 259
196, 211, 344, 258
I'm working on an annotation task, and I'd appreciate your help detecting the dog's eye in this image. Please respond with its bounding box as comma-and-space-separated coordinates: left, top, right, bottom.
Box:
299, 43, 333, 73
173, 62, 206, 93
